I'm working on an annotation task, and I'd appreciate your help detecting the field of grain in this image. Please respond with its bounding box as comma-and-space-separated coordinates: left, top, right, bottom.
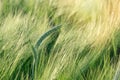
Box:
0, 0, 120, 80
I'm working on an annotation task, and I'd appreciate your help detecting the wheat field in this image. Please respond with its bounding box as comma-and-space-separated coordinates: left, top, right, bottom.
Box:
0, 0, 120, 80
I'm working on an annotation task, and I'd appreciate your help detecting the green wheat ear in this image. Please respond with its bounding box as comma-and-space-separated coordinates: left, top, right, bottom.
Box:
33, 24, 62, 65
35, 24, 62, 49
30, 24, 62, 79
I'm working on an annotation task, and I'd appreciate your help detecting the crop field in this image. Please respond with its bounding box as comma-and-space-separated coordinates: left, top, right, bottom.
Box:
0, 0, 120, 80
